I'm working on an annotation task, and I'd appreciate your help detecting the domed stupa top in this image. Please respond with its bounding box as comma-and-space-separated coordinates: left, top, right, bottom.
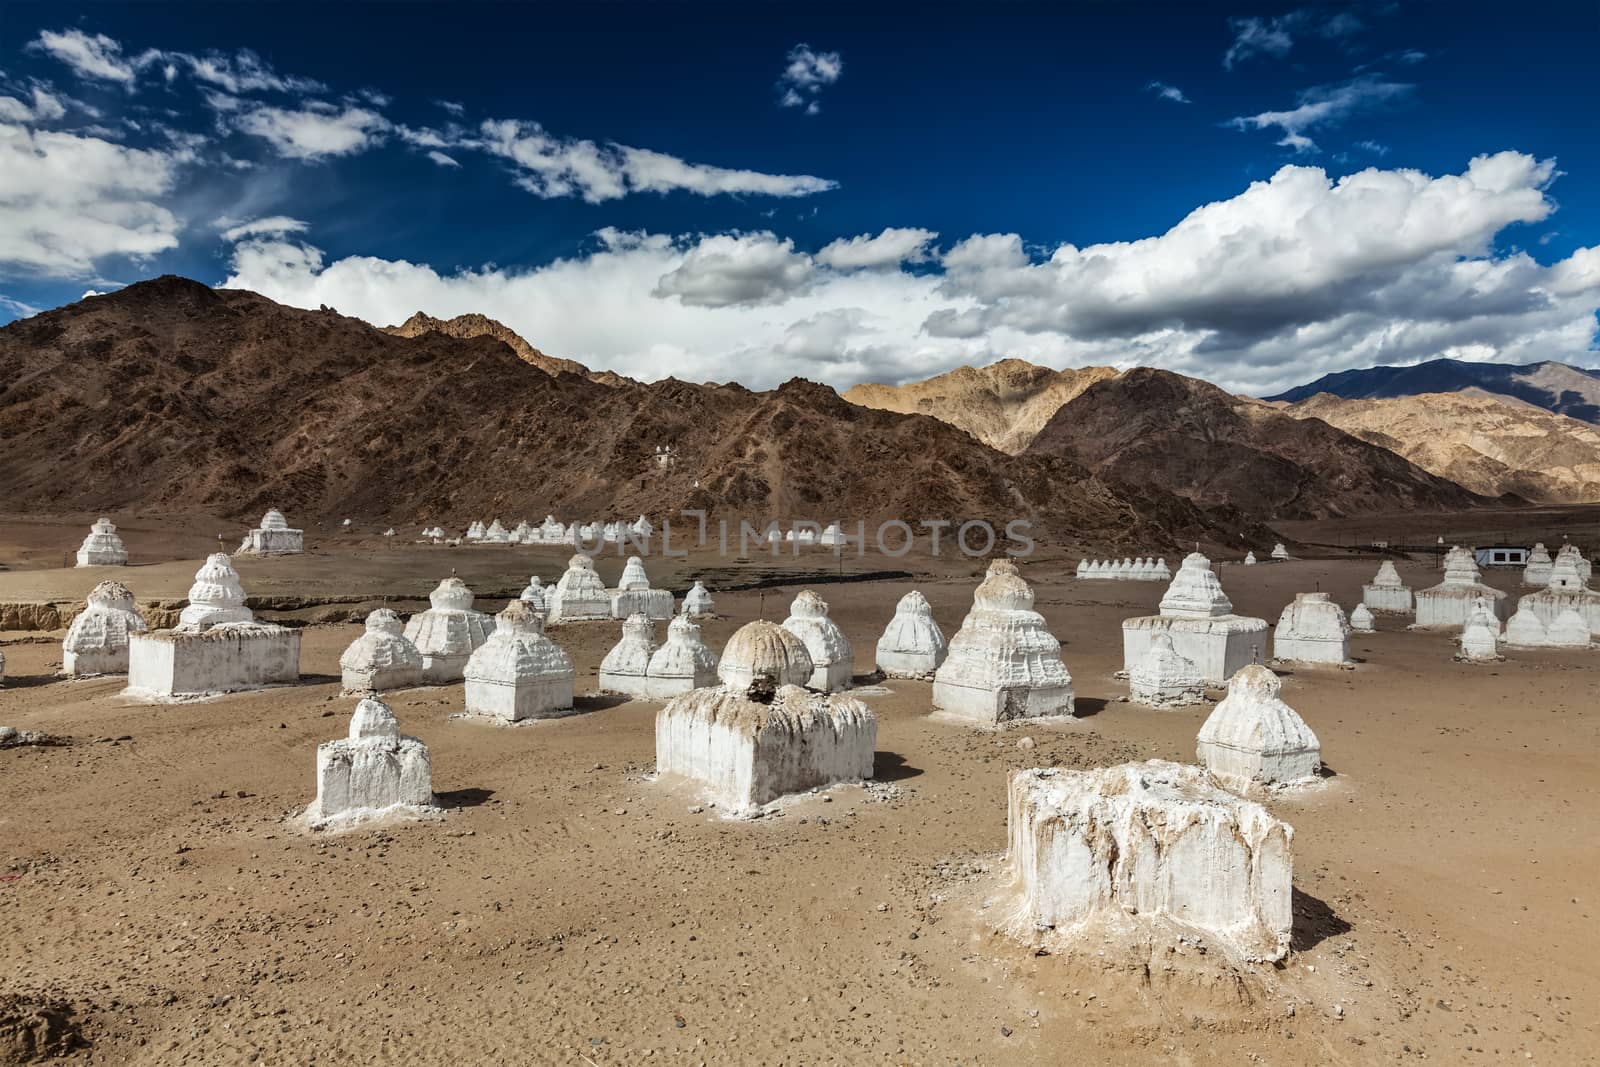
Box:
429, 576, 476, 612
647, 615, 719, 688
1158, 552, 1234, 619
617, 556, 652, 592
177, 553, 253, 629
973, 558, 1034, 612
718, 620, 815, 690
349, 695, 401, 741
464, 600, 574, 680
1196, 665, 1321, 790
261, 509, 289, 531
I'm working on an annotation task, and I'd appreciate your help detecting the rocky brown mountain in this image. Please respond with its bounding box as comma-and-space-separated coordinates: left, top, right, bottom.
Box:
843, 359, 1118, 454
0, 277, 1247, 548
1026, 367, 1498, 520
381, 310, 626, 383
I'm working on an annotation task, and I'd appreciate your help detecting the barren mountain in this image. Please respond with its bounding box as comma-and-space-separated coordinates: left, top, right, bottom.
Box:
1269, 358, 1600, 424
1026, 367, 1496, 520
383, 310, 626, 384
0, 277, 1248, 548
1283, 391, 1600, 503
843, 359, 1119, 454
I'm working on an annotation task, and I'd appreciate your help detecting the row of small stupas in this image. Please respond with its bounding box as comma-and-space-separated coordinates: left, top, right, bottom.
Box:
1241, 543, 1292, 565
73, 511, 303, 570
445, 516, 854, 549
1074, 557, 1171, 581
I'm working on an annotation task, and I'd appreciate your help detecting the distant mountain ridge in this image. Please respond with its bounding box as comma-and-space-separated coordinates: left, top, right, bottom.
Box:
383, 310, 628, 385
1268, 358, 1600, 424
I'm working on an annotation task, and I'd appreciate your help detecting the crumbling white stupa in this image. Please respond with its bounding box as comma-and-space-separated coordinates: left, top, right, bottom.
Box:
646, 615, 719, 698
598, 613, 657, 698
307, 695, 436, 827
124, 554, 300, 699
1272, 592, 1352, 666
681, 581, 715, 618
1515, 547, 1600, 633
1271, 543, 1290, 561
655, 680, 877, 813
610, 556, 674, 620
545, 554, 612, 623
717, 620, 814, 690
780, 590, 854, 692
1007, 761, 1293, 962
1349, 603, 1376, 633
62, 580, 148, 676
1503, 605, 1549, 648
1456, 596, 1503, 662
237, 509, 304, 556
403, 577, 496, 683
932, 559, 1075, 723
1122, 553, 1269, 686
1244, 551, 1257, 566
1196, 666, 1321, 792
1414, 547, 1508, 627
1523, 543, 1553, 586
519, 576, 547, 612
1361, 561, 1413, 614
339, 609, 424, 694
1546, 609, 1592, 648
1127, 631, 1206, 708
874, 590, 948, 680
74, 518, 129, 567
463, 600, 575, 721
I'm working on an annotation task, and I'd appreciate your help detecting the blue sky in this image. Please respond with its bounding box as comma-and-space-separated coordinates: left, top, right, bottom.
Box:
2, 1, 1596, 394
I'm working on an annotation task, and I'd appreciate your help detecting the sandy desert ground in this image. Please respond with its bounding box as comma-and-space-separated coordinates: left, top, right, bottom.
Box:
2, 514, 1597, 1065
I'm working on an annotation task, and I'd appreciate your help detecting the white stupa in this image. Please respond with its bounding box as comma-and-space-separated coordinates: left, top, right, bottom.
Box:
62, 580, 148, 676
818, 523, 847, 547
681, 580, 716, 618
610, 556, 674, 620
307, 695, 436, 828
1503, 605, 1549, 648
519, 575, 547, 612
1075, 560, 1088, 579
1414, 547, 1507, 627
1349, 603, 1376, 633
483, 519, 510, 543
74, 518, 128, 567
465, 520, 486, 541
1127, 631, 1206, 708
780, 590, 854, 692
932, 559, 1075, 723
1271, 592, 1352, 667
1244, 551, 1257, 566
403, 577, 496, 683
463, 600, 575, 721
1515, 547, 1600, 633
598, 613, 657, 698
1122, 552, 1269, 686
125, 554, 300, 700
545, 554, 612, 623
237, 509, 304, 556
874, 590, 949, 680
655, 681, 876, 813
339, 609, 424, 694
645, 615, 720, 698
1456, 595, 1503, 662
717, 620, 814, 690
1270, 543, 1290, 561
1523, 543, 1553, 586
1196, 665, 1321, 792
1007, 762, 1293, 962
1361, 561, 1413, 614
1546, 608, 1592, 648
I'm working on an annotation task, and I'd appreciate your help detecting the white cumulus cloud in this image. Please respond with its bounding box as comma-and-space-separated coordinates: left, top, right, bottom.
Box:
777, 44, 842, 115
816, 228, 938, 270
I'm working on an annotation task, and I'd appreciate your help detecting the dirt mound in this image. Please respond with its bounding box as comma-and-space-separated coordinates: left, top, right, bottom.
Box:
0, 278, 1239, 548
843, 359, 1119, 454
0, 995, 82, 1064
1026, 367, 1496, 520
381, 310, 611, 381
1283, 391, 1600, 503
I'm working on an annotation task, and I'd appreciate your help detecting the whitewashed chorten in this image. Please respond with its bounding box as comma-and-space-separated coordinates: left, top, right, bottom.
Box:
1127, 631, 1206, 708
645, 615, 720, 698
717, 620, 814, 690
1362, 561, 1413, 614
932, 559, 1074, 723
62, 580, 148, 676
598, 613, 657, 698
237, 509, 304, 556
1196, 665, 1321, 791
874, 590, 948, 680
1414, 547, 1507, 627
781, 590, 854, 692
404, 577, 496, 683
681, 580, 715, 618
545, 554, 612, 623
75, 518, 129, 567
1272, 592, 1352, 666
610, 556, 674, 620
463, 600, 575, 721
1122, 552, 1269, 686
308, 695, 436, 827
339, 608, 424, 694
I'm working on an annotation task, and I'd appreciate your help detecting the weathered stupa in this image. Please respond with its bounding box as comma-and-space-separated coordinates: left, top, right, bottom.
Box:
1127, 631, 1206, 708
645, 615, 720, 698
1515, 546, 1600, 633
874, 590, 948, 680
1122, 552, 1268, 686
74, 518, 128, 567
339, 609, 424, 694
519, 575, 547, 612
780, 590, 854, 692
1362, 561, 1413, 614
1546, 609, 1593, 648
125, 554, 300, 699
717, 620, 813, 690
1244, 551, 1257, 566
598, 613, 657, 698
1272, 592, 1352, 666
1523, 543, 1554, 587
932, 559, 1074, 723
1349, 603, 1376, 633
307, 695, 436, 827
463, 600, 575, 721
1007, 761, 1293, 962
610, 556, 674, 620
237, 509, 304, 556
403, 577, 496, 683
655, 680, 877, 812
681, 581, 716, 618
62, 580, 148, 676
1456, 596, 1503, 662
1196, 666, 1321, 792
1271, 543, 1290, 561
545, 554, 612, 623
1414, 547, 1507, 627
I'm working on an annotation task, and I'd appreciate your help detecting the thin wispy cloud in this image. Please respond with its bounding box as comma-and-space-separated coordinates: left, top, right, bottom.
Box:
1147, 81, 1191, 104
1223, 7, 1379, 69
777, 44, 842, 115
1229, 75, 1414, 153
